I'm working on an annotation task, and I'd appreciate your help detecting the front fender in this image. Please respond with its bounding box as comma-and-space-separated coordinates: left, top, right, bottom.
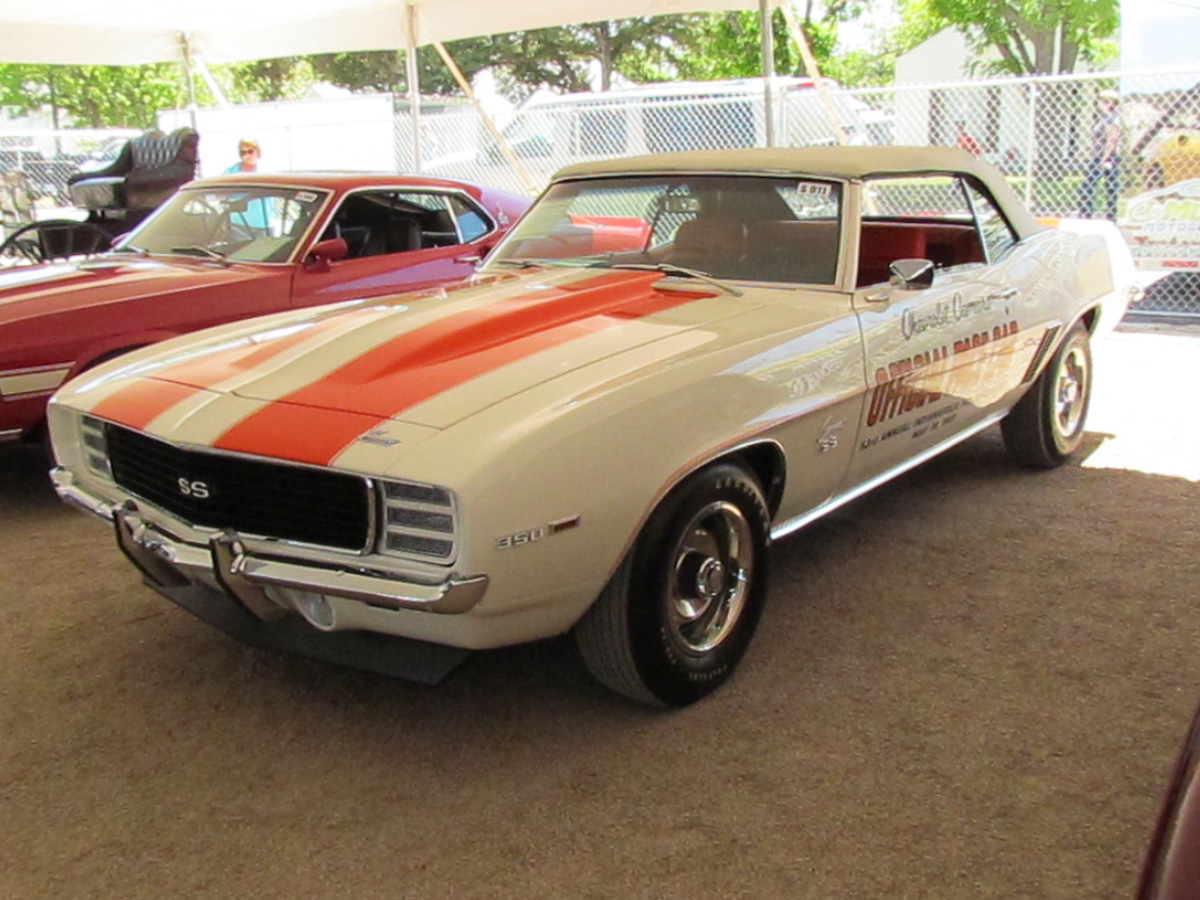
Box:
66, 329, 184, 380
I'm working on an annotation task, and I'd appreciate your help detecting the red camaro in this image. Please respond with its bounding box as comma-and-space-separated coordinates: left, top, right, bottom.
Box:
0, 172, 530, 444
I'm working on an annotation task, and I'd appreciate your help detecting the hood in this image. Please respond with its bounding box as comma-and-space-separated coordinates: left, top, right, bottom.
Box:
0, 256, 271, 323
76, 268, 763, 467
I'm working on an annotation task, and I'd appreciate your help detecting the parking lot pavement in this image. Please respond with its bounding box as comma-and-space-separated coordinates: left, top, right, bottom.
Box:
1086, 320, 1200, 482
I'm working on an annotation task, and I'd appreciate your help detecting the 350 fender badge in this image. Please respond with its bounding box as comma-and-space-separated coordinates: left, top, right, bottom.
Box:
496, 515, 581, 550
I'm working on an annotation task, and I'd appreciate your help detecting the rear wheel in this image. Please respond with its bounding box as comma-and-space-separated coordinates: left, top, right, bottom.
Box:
1002, 323, 1092, 468
574, 462, 770, 706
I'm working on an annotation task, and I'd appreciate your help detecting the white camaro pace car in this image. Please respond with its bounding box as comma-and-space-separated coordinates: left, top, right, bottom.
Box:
48, 147, 1135, 706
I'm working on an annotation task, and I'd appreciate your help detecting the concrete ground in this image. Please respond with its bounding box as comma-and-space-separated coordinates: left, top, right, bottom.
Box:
1, 321, 1198, 900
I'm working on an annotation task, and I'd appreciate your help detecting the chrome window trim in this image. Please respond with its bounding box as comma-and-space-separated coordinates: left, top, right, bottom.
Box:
484, 170, 845, 284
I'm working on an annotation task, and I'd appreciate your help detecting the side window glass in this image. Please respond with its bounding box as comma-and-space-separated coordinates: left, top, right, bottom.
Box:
449, 195, 492, 243
964, 183, 1017, 262
857, 175, 986, 287
323, 190, 481, 259
394, 192, 457, 249
321, 190, 388, 259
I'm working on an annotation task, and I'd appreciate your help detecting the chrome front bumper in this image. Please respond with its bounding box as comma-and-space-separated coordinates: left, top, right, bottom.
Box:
51, 468, 489, 619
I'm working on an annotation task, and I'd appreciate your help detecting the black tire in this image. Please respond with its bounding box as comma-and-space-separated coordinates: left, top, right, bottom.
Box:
1002, 323, 1092, 468
573, 462, 771, 706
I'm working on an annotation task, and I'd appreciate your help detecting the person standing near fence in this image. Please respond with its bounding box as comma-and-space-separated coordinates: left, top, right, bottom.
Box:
1079, 90, 1122, 219
225, 139, 260, 174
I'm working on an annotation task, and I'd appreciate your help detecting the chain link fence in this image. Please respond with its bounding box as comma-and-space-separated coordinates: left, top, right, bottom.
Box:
402, 69, 1200, 319
0, 129, 139, 241
5, 69, 1200, 316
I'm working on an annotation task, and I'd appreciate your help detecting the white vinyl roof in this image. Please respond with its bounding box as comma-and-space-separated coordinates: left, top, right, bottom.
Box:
0, 0, 766, 65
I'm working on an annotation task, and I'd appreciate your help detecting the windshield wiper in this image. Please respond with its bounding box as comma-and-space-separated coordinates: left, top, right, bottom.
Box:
170, 245, 228, 264
110, 244, 150, 256
491, 258, 544, 269
608, 262, 742, 297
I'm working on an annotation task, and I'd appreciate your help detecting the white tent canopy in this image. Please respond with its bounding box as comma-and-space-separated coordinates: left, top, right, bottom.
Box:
0, 0, 765, 65
0, 0, 794, 180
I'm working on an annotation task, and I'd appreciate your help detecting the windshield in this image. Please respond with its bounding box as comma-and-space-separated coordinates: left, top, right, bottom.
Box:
486, 174, 842, 284
116, 186, 327, 263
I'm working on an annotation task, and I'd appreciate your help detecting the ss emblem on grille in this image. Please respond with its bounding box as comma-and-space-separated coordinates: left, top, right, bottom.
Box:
177, 477, 211, 499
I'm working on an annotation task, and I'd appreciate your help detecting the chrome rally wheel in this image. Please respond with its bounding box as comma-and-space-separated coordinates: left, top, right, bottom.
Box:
1002, 322, 1093, 468
665, 501, 754, 656
574, 462, 770, 707
1051, 340, 1090, 450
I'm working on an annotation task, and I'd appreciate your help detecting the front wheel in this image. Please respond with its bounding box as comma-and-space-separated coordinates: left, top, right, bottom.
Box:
573, 462, 771, 706
1001, 322, 1092, 468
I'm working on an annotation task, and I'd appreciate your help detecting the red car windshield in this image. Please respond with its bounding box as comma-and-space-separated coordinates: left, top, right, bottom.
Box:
115, 186, 327, 263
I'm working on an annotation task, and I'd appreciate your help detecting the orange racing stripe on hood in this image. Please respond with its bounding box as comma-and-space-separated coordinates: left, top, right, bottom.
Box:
86, 308, 375, 430
212, 271, 704, 465
87, 378, 200, 433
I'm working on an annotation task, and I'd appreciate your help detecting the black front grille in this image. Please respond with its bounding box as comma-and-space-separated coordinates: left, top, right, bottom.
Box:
106, 425, 371, 551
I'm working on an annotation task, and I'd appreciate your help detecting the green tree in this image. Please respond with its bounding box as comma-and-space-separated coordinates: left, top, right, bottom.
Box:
0, 6, 898, 126
219, 58, 317, 103
306, 43, 498, 96
897, 0, 1119, 74
0, 64, 185, 128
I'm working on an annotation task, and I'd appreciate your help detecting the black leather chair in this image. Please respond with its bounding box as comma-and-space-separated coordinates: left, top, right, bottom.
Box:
67, 128, 200, 212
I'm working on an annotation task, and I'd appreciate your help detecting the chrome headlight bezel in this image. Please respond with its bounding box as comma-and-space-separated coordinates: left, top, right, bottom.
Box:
79, 414, 112, 480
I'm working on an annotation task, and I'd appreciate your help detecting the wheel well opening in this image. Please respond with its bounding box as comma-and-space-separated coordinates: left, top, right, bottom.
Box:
1081, 307, 1099, 334
724, 442, 786, 518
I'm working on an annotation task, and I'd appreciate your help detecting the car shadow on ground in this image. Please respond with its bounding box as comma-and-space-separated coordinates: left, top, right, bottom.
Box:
0, 441, 61, 510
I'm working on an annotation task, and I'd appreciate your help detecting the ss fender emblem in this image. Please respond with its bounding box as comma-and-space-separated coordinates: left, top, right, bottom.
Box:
177, 477, 211, 499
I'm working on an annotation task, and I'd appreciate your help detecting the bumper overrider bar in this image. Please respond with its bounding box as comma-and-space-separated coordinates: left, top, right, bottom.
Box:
52, 469, 486, 683
52, 469, 489, 617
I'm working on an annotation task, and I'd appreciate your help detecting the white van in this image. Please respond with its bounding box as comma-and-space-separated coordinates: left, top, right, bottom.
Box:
479, 77, 878, 182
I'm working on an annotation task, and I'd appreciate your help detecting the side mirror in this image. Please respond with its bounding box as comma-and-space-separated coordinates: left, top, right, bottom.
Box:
454, 241, 495, 266
305, 237, 348, 272
889, 258, 935, 289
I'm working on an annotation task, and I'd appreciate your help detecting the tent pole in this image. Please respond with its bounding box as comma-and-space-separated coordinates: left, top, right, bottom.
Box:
179, 33, 199, 131
193, 56, 229, 108
431, 42, 537, 196
405, 3, 422, 171
760, 0, 775, 147
778, 1, 847, 145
